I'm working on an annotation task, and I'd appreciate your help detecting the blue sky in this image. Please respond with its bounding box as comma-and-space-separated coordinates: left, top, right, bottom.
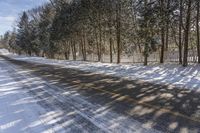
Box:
0, 0, 48, 35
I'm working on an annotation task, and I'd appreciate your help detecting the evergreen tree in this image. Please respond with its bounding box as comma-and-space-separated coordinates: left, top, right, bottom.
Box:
16, 12, 30, 55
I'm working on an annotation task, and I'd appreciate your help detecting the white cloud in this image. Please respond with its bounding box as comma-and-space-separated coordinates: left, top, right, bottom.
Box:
0, 16, 15, 22
0, 16, 16, 34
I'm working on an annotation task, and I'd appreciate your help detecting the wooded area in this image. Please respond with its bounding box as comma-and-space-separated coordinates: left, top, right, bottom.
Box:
0, 0, 199, 66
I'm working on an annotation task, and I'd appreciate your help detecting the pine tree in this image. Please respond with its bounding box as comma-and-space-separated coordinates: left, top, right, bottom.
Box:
16, 12, 30, 55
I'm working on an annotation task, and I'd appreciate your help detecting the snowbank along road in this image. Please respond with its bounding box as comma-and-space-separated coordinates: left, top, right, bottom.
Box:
0, 54, 200, 133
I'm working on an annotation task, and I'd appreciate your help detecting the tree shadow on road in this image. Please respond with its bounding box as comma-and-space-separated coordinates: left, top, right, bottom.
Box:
2, 55, 200, 133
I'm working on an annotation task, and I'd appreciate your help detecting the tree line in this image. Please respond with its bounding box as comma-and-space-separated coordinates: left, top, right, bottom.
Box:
0, 0, 199, 67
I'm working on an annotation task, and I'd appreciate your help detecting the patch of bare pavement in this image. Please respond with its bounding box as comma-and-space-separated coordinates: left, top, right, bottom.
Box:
0, 55, 200, 133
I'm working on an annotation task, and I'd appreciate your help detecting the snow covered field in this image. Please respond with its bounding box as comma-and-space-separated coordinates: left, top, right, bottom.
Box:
1, 49, 200, 92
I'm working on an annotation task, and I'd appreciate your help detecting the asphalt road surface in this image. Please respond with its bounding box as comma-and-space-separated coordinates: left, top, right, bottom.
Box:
0, 55, 200, 133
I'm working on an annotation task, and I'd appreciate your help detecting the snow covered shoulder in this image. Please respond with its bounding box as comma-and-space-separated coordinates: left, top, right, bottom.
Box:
1, 48, 200, 91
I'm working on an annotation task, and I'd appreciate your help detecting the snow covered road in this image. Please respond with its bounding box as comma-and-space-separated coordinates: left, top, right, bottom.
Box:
0, 59, 54, 133
0, 54, 200, 133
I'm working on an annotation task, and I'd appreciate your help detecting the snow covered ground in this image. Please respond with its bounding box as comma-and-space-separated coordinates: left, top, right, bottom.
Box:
1, 49, 200, 92
0, 49, 162, 133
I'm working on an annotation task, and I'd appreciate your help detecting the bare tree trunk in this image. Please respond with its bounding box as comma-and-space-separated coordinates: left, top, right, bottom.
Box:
144, 48, 148, 66
80, 33, 86, 61
64, 41, 70, 60
116, 1, 121, 64
197, 0, 200, 63
144, 0, 148, 66
109, 36, 113, 63
160, 31, 165, 63
98, 12, 102, 62
160, 0, 165, 64
183, 0, 192, 67
83, 32, 87, 61
165, 0, 170, 51
179, 0, 183, 64
108, 17, 113, 63
28, 50, 32, 56
71, 38, 76, 61
94, 25, 100, 61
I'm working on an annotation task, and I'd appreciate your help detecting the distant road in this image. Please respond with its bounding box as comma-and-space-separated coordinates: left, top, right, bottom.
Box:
0, 55, 200, 133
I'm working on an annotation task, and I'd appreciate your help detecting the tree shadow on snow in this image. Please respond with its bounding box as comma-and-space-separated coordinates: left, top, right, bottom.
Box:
1, 55, 200, 133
